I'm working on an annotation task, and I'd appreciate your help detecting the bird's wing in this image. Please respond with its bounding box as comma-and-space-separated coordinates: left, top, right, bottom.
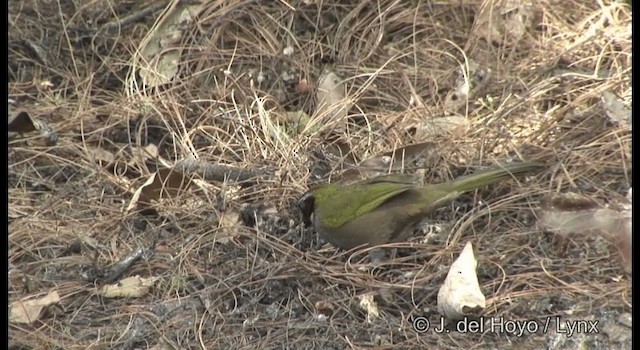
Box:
352, 182, 414, 219
321, 181, 413, 228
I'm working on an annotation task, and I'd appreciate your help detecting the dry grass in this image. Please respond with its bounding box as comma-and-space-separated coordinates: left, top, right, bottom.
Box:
9, 0, 631, 349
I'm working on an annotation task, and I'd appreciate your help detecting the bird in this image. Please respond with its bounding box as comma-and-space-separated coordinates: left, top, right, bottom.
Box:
298, 161, 543, 253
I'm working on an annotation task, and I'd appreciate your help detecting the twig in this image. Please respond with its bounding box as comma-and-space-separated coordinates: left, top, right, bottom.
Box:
100, 2, 171, 34
175, 158, 273, 183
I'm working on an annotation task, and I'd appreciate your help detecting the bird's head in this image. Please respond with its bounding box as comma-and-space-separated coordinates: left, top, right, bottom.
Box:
297, 190, 316, 227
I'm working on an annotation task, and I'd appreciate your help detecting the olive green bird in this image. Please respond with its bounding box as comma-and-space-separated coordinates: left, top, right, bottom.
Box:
298, 161, 543, 251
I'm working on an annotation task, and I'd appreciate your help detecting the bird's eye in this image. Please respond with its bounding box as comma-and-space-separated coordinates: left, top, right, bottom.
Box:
297, 192, 315, 227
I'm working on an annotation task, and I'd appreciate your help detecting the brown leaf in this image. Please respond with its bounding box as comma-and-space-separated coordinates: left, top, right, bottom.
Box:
315, 71, 350, 122
471, 0, 534, 46
99, 276, 157, 298
127, 167, 193, 212
601, 90, 631, 129
539, 206, 628, 237
134, 2, 205, 87
85, 146, 116, 168
540, 192, 600, 212
314, 300, 335, 317
538, 191, 632, 273
334, 142, 439, 184
8, 111, 37, 133
359, 142, 439, 170
130, 144, 159, 165
8, 110, 58, 145
409, 116, 470, 141
10, 291, 61, 324
214, 210, 242, 244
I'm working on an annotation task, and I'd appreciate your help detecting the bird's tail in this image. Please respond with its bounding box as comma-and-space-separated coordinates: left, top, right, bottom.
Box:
445, 161, 544, 193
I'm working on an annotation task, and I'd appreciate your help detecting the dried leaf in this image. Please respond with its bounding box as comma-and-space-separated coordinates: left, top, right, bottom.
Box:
540, 192, 600, 212
99, 275, 157, 298
139, 52, 180, 87
359, 142, 439, 171
539, 191, 632, 273
538, 193, 629, 236
338, 142, 440, 184
443, 59, 492, 112
358, 293, 380, 323
127, 167, 193, 212
314, 300, 335, 318
471, 0, 534, 46
68, 234, 101, 253
214, 210, 242, 244
130, 144, 159, 164
539, 208, 614, 235
8, 111, 37, 133
8, 110, 58, 145
601, 90, 631, 129
315, 71, 350, 122
85, 146, 116, 167
437, 242, 486, 320
133, 2, 204, 88
322, 136, 358, 164
410, 116, 470, 141
10, 290, 61, 324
